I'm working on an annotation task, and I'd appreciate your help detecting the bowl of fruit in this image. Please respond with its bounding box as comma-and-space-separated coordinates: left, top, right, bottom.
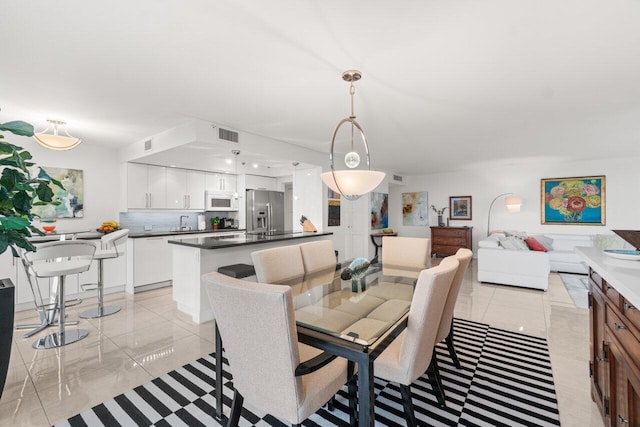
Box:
97, 221, 120, 234
42, 225, 56, 233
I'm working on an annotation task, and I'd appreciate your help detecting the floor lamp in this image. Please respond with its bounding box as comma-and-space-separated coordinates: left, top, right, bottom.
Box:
487, 193, 522, 236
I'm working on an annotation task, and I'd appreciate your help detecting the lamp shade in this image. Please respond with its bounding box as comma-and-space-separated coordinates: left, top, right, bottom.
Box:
321, 170, 385, 200
32, 119, 82, 151
505, 196, 522, 212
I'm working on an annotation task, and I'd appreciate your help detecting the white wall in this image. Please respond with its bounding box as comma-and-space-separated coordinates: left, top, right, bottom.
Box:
11, 135, 121, 234
388, 156, 640, 255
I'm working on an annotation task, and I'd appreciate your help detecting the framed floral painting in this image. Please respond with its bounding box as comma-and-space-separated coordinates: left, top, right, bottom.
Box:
541, 175, 605, 225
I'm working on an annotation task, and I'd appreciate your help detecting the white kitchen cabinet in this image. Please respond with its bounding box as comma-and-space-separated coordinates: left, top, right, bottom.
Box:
128, 236, 173, 290
166, 169, 206, 210
245, 174, 277, 191
206, 173, 237, 194
127, 163, 167, 209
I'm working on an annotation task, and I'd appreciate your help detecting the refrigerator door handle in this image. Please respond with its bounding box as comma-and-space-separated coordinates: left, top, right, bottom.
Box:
266, 202, 272, 232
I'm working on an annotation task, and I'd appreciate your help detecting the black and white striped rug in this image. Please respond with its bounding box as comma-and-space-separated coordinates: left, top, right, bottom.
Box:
55, 319, 560, 426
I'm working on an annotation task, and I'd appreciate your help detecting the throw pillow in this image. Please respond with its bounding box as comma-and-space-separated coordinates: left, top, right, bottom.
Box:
525, 237, 547, 252
499, 236, 530, 251
479, 239, 501, 249
534, 235, 554, 251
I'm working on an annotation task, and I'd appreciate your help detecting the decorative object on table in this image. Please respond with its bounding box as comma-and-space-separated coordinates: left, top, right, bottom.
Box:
347, 257, 370, 292
0, 116, 64, 256
42, 225, 56, 233
603, 249, 640, 261
486, 192, 522, 236
370, 192, 389, 230
402, 191, 429, 226
300, 215, 317, 232
97, 220, 120, 233
211, 216, 220, 230
30, 166, 84, 219
449, 195, 472, 220
320, 70, 385, 200
32, 119, 82, 150
382, 228, 394, 234
541, 175, 605, 225
431, 204, 448, 227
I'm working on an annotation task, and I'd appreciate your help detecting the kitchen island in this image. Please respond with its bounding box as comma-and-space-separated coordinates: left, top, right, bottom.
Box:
168, 231, 334, 323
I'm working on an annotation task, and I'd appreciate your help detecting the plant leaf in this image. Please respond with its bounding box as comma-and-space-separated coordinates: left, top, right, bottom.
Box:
0, 121, 34, 137
38, 168, 64, 189
0, 216, 29, 230
35, 182, 54, 202
12, 191, 31, 214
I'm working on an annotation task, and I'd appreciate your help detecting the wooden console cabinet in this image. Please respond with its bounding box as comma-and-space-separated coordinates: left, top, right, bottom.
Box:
588, 267, 640, 426
430, 226, 472, 257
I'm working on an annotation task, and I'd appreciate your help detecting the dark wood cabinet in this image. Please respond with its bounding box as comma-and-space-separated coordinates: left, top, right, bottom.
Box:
589, 267, 640, 426
430, 226, 472, 257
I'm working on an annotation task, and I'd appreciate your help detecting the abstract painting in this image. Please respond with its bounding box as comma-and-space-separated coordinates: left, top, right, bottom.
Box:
402, 191, 429, 226
541, 175, 605, 225
31, 167, 84, 219
449, 195, 472, 220
370, 192, 388, 230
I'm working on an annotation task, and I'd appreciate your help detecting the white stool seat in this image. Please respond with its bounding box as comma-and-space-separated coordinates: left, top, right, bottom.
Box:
93, 248, 118, 260
32, 259, 94, 278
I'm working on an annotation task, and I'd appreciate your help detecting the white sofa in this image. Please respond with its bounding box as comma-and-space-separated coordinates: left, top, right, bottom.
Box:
477, 233, 595, 291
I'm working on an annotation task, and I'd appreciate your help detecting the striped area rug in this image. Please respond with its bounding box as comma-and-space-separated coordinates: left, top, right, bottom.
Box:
55, 319, 560, 426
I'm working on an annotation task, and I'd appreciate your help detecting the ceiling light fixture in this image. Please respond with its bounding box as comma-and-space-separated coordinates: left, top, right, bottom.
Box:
320, 70, 385, 200
232, 150, 240, 199
32, 119, 82, 150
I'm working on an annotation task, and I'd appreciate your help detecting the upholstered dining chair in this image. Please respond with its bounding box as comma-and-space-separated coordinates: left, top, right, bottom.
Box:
436, 248, 473, 369
299, 240, 337, 274
203, 272, 352, 427
373, 257, 459, 426
251, 244, 305, 284
381, 236, 431, 277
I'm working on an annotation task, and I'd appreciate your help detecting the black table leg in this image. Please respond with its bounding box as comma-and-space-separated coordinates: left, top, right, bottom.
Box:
357, 355, 375, 426
215, 321, 223, 421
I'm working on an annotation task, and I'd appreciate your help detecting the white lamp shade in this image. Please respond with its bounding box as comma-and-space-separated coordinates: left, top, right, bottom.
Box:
32, 134, 82, 151
505, 196, 522, 212
321, 170, 385, 200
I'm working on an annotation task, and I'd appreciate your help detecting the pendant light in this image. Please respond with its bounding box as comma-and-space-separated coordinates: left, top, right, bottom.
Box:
32, 119, 82, 150
320, 70, 385, 200
232, 150, 240, 199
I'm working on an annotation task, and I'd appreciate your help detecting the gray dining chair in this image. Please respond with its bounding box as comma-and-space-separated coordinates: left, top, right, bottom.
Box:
299, 240, 337, 274
436, 248, 473, 369
251, 244, 305, 284
203, 271, 353, 427
373, 257, 459, 426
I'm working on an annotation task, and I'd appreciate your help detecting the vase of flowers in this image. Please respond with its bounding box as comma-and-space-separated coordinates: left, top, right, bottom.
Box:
431, 205, 447, 227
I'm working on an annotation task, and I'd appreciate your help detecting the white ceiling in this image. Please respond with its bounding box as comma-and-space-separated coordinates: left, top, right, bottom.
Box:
2, 0, 640, 175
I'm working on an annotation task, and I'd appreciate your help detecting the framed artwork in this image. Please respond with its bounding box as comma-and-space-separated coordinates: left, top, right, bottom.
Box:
370, 192, 388, 230
327, 188, 341, 226
30, 167, 84, 219
449, 195, 472, 220
402, 191, 429, 226
541, 175, 605, 225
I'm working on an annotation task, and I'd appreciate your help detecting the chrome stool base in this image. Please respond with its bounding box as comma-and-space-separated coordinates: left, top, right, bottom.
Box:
32, 328, 90, 349
79, 305, 120, 319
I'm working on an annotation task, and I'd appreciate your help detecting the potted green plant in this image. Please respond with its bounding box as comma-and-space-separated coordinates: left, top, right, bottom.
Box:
211, 216, 220, 230
0, 117, 63, 256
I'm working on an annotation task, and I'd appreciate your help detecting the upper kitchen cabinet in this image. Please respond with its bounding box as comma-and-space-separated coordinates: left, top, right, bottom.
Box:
206, 173, 237, 194
166, 168, 206, 210
127, 163, 167, 209
245, 174, 277, 191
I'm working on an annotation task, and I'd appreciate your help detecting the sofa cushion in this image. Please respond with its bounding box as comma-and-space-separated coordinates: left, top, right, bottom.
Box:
479, 239, 502, 249
548, 250, 582, 263
525, 237, 547, 252
499, 236, 529, 251
545, 234, 594, 251
533, 235, 554, 251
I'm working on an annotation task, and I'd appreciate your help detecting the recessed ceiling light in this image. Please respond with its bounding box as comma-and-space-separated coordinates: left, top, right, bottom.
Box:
169, 164, 177, 168
225, 158, 232, 165
252, 163, 258, 168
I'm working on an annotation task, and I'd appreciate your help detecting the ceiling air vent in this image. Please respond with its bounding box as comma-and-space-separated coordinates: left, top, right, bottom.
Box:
144, 138, 153, 151
218, 128, 239, 143
393, 174, 403, 183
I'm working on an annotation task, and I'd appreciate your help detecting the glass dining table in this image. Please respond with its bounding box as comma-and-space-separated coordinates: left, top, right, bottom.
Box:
211, 261, 422, 426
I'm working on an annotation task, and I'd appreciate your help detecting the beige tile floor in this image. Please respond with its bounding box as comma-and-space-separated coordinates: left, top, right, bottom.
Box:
0, 262, 603, 426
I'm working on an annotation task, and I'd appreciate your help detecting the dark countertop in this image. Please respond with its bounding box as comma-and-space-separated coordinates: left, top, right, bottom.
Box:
168, 231, 333, 250
128, 228, 244, 239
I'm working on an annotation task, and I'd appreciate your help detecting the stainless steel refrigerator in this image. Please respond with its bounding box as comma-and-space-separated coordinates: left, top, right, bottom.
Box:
246, 189, 285, 234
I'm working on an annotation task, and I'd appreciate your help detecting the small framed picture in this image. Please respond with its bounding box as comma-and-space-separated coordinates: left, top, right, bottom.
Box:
449, 196, 472, 220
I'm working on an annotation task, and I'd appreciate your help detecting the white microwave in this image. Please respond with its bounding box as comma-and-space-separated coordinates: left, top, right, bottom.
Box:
205, 192, 239, 211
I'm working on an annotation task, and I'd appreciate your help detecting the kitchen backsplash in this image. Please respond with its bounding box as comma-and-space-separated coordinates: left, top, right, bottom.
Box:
119, 211, 238, 232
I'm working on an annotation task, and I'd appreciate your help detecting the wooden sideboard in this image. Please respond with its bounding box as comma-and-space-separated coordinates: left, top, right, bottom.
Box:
588, 266, 640, 426
430, 226, 472, 257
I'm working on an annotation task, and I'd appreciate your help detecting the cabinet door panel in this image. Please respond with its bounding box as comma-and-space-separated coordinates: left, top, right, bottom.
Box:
589, 284, 606, 407
127, 163, 149, 209
147, 165, 167, 209
187, 170, 206, 209
133, 237, 172, 287
166, 168, 187, 209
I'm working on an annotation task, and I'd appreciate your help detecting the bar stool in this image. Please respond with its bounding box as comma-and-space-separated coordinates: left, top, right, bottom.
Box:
80, 229, 129, 319
22, 240, 96, 349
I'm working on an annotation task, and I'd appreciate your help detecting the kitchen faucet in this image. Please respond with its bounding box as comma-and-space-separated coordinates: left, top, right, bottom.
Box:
179, 215, 190, 231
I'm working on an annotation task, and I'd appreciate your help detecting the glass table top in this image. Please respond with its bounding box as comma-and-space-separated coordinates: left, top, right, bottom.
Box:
275, 263, 421, 347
